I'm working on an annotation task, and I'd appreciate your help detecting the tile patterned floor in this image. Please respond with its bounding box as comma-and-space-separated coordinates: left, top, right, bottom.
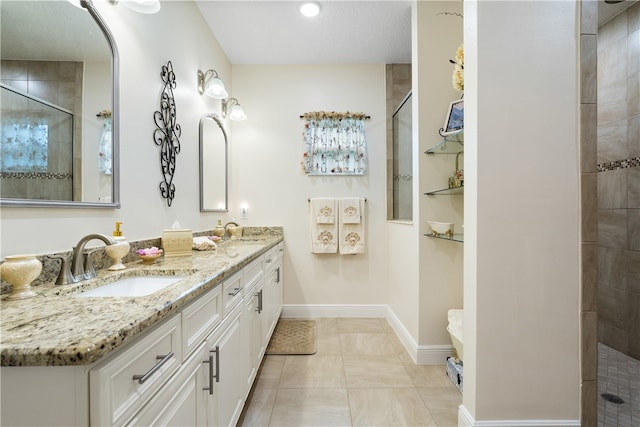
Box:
598, 343, 640, 427
239, 318, 461, 427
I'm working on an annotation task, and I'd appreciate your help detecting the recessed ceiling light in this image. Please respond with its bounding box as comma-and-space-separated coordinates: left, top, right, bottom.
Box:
300, 2, 320, 17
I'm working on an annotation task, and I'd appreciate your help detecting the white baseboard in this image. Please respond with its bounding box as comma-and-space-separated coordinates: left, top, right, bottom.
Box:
459, 406, 474, 427
281, 304, 387, 318
458, 405, 580, 427
281, 304, 454, 365
417, 344, 455, 364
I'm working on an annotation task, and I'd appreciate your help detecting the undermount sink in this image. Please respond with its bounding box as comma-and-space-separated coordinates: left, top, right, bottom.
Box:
76, 275, 185, 297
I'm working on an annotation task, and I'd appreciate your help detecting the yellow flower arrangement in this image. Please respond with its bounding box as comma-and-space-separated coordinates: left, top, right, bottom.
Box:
451, 44, 464, 92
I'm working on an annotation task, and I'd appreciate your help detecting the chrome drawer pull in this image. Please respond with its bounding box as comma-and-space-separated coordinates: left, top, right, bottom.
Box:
276, 267, 280, 284
132, 352, 174, 384
212, 346, 220, 383
203, 353, 214, 395
228, 287, 242, 297
255, 289, 263, 313
265, 258, 272, 264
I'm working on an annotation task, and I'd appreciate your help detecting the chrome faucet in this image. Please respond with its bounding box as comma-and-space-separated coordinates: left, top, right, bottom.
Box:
224, 221, 239, 239
70, 234, 116, 282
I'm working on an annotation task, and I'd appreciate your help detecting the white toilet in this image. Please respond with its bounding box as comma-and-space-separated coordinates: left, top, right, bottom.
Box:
447, 309, 463, 363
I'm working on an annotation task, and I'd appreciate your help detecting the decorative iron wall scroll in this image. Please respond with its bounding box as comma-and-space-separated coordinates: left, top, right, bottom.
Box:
301, 111, 370, 176
153, 61, 181, 206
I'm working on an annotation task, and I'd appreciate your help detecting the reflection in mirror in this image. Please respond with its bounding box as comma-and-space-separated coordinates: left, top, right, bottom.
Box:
199, 114, 228, 212
0, 0, 119, 208
392, 92, 412, 220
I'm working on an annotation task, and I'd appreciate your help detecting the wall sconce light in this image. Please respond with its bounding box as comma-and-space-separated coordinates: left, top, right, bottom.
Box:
197, 69, 229, 99
222, 98, 247, 121
109, 0, 161, 14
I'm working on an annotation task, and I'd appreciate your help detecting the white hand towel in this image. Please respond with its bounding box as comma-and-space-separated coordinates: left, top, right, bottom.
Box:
193, 236, 217, 251
339, 197, 365, 255
340, 198, 361, 223
310, 198, 338, 253
311, 197, 336, 224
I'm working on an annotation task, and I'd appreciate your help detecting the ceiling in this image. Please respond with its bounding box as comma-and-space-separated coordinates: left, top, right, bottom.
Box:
196, 0, 638, 65
2, 1, 635, 65
194, 1, 413, 64
1, 1, 110, 61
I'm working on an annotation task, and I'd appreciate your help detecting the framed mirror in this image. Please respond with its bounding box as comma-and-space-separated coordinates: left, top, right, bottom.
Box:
199, 114, 228, 212
392, 91, 412, 220
0, 0, 120, 208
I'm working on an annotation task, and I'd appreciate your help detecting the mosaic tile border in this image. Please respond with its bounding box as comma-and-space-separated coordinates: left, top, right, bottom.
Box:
0, 172, 72, 180
597, 157, 640, 173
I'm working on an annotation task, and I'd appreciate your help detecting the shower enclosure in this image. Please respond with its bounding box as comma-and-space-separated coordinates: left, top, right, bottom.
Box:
0, 84, 74, 201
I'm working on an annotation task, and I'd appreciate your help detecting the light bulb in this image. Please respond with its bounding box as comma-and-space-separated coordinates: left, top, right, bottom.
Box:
205, 77, 229, 99
229, 104, 247, 121
300, 2, 320, 17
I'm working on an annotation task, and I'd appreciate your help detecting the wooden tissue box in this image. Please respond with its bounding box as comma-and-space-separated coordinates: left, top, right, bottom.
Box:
162, 229, 193, 257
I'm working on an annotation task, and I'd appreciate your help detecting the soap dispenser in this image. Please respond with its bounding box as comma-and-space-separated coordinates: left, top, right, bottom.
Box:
105, 221, 130, 270
213, 219, 226, 239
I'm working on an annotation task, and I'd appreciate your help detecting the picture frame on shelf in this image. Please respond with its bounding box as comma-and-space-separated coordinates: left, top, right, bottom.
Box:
440, 98, 464, 137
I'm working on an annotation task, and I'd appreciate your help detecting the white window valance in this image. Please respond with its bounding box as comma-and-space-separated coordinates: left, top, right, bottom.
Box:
301, 111, 369, 176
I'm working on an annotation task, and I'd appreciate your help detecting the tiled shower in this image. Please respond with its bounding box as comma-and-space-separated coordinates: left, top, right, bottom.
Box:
0, 60, 83, 201
596, 3, 640, 426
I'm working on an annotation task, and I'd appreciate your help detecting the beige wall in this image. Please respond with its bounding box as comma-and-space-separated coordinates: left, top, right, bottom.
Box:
462, 1, 581, 423
0, 2, 587, 422
229, 64, 389, 307
0, 1, 231, 257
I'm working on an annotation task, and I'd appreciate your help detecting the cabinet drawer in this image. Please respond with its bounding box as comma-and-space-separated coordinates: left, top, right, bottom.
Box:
222, 271, 243, 313
126, 342, 206, 427
182, 284, 222, 359
90, 315, 182, 427
263, 247, 277, 272
264, 243, 283, 273
243, 257, 264, 293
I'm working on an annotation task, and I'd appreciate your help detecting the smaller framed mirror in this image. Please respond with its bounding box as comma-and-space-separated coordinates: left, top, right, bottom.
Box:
199, 114, 228, 212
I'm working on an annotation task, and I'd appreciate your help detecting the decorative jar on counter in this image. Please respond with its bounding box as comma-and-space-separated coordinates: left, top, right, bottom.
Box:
1, 254, 42, 300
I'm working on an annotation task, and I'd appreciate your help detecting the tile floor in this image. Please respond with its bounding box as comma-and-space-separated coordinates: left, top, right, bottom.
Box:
598, 343, 640, 427
239, 318, 461, 427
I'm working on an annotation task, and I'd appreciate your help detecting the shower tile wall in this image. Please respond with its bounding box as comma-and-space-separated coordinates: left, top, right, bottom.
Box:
581, 1, 599, 423
0, 60, 83, 200
597, 2, 640, 361
386, 64, 412, 219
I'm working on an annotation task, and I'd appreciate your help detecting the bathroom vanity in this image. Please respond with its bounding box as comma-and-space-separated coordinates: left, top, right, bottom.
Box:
0, 234, 283, 426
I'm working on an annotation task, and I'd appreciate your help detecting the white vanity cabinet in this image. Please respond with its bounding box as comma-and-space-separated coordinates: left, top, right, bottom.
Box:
245, 276, 265, 389
203, 300, 246, 427
0, 240, 284, 427
90, 314, 184, 426
264, 243, 284, 337
125, 341, 207, 427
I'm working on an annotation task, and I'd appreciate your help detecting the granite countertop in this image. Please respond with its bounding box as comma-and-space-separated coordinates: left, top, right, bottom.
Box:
0, 234, 283, 367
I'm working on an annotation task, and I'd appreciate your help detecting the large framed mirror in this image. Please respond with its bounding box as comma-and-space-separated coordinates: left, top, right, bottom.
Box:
199, 114, 228, 212
0, 0, 119, 208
